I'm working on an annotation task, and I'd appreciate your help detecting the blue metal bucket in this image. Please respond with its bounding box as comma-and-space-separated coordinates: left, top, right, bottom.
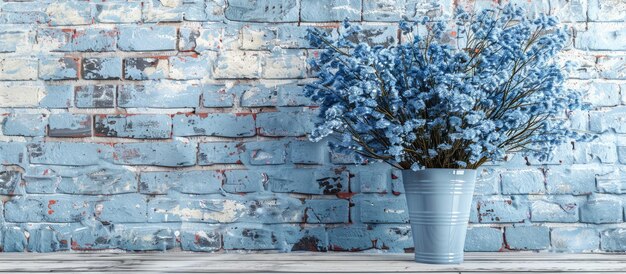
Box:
402, 168, 477, 264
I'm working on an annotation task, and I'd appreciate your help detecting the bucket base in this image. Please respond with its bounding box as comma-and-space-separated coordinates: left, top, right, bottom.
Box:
414, 252, 463, 264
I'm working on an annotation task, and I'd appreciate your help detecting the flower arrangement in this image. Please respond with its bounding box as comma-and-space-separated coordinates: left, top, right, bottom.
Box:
305, 4, 592, 170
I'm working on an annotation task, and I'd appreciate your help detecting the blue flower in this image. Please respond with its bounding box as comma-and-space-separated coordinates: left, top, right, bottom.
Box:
304, 4, 592, 170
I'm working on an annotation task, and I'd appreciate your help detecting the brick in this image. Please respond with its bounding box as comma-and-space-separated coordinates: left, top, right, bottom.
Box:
546, 166, 597, 194
3, 113, 47, 136
501, 169, 545, 194
117, 26, 177, 51
27, 227, 65, 252
464, 227, 503, 252
124, 57, 169, 80
596, 167, 626, 193
304, 199, 349, 223
576, 23, 626, 51
620, 145, 626, 164
289, 140, 327, 165
223, 170, 265, 193
588, 0, 626, 22
247, 141, 287, 165
71, 223, 114, 250
602, 229, 626, 252
0, 2, 48, 24
95, 2, 142, 23
301, 0, 362, 22
597, 55, 626, 79
95, 114, 172, 139
343, 25, 398, 47
590, 106, 626, 134
404, 0, 451, 20
44, 195, 93, 222
262, 50, 307, 79
580, 194, 623, 224
0, 170, 21, 195
551, 228, 599, 252
505, 226, 550, 250
0, 86, 43, 107
48, 113, 91, 137
149, 197, 248, 223
28, 142, 110, 166
3, 227, 27, 252
266, 168, 349, 194
256, 110, 316, 137
178, 27, 239, 52
213, 51, 262, 79
204, 0, 227, 21
61, 28, 118, 52
39, 57, 80, 80
5, 197, 44, 222
281, 225, 329, 252
240, 85, 278, 107
83, 57, 122, 80
327, 225, 371, 251
222, 225, 278, 250
75, 85, 115, 108
363, 0, 406, 21
574, 142, 618, 164
115, 224, 177, 251
95, 194, 147, 223
142, 0, 184, 22
351, 164, 391, 193
172, 113, 255, 137
0, 142, 27, 165
46, 1, 92, 26
531, 196, 580, 222
40, 85, 73, 108
574, 81, 621, 107
475, 168, 499, 195
328, 225, 412, 251
113, 141, 196, 167
198, 142, 246, 165
0, 31, 29, 53
56, 165, 138, 195
0, 58, 38, 80
182, 0, 212, 21
559, 52, 598, 79
23, 166, 59, 194
118, 81, 202, 108
35, 28, 71, 51
150, 195, 304, 224
202, 85, 236, 108
180, 225, 222, 252
169, 55, 212, 80
241, 25, 316, 50
354, 195, 409, 223
140, 170, 223, 194
225, 0, 299, 22
478, 196, 529, 223
244, 196, 305, 223
548, 0, 587, 22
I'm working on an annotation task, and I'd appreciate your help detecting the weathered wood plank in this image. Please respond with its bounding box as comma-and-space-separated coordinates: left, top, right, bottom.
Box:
0, 253, 624, 273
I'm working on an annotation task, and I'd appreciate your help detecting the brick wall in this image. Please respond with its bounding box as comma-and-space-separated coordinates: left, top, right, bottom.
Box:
0, 0, 624, 253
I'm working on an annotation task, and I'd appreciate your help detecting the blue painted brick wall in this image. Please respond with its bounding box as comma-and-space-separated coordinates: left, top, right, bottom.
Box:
0, 0, 624, 253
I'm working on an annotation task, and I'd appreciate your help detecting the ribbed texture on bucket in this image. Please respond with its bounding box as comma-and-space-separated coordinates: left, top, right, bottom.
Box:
402, 169, 476, 264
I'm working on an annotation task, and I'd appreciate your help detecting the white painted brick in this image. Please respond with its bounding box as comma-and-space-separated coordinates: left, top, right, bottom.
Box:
588, 0, 626, 22
213, 51, 263, 79
0, 58, 38, 80
0, 86, 42, 107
